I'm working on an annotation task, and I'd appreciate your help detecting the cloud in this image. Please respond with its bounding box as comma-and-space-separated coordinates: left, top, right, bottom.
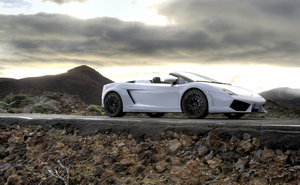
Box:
1, 14, 230, 70
42, 0, 90, 5
1, 0, 300, 71
154, 0, 300, 64
131, 1, 138, 5
1, 0, 32, 9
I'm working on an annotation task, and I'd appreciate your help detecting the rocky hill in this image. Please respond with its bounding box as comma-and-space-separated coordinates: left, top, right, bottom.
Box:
260, 87, 300, 107
0, 65, 113, 105
0, 78, 15, 82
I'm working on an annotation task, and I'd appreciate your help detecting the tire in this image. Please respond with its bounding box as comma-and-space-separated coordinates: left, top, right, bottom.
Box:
104, 92, 125, 117
224, 113, 245, 119
146, 113, 165, 118
181, 89, 208, 119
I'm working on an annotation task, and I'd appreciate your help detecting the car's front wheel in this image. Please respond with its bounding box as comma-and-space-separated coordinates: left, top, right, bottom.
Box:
181, 89, 208, 119
104, 92, 126, 117
146, 113, 165, 118
224, 113, 245, 119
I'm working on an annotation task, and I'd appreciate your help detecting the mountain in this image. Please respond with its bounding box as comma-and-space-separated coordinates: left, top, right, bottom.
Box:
260, 87, 300, 107
0, 78, 16, 82
0, 65, 113, 105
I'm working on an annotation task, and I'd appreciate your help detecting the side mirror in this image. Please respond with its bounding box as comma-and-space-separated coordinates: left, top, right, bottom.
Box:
164, 78, 177, 86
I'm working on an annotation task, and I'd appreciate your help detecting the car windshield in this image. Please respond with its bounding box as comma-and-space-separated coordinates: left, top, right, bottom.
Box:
177, 72, 217, 82
174, 71, 227, 84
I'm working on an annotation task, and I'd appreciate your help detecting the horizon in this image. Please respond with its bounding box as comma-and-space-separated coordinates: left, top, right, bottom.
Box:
1, 64, 299, 93
1, 0, 300, 93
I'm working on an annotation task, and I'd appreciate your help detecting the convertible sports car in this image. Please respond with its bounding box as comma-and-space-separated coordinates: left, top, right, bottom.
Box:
102, 71, 266, 119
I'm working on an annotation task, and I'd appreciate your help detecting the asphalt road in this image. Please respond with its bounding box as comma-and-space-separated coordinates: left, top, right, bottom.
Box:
1, 114, 300, 150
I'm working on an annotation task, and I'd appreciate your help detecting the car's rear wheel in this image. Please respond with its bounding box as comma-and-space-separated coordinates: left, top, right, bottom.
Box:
104, 92, 126, 117
146, 113, 165, 118
224, 113, 245, 119
181, 89, 208, 119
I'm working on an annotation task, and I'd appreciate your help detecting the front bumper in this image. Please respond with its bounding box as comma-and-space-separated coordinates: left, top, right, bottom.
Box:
230, 99, 266, 113
208, 92, 266, 113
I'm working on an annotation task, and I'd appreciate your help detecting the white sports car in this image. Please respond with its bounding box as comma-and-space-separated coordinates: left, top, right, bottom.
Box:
102, 71, 266, 119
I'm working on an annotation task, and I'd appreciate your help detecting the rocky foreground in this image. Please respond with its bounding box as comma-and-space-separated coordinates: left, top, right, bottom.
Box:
1, 124, 300, 185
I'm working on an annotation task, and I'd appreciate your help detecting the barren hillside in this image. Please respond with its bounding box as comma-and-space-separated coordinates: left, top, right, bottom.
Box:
0, 65, 113, 105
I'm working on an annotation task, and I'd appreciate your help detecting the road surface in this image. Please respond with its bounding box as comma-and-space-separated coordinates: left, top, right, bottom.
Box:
0, 113, 300, 150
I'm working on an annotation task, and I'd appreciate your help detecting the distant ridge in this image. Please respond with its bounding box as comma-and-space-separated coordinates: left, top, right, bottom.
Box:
260, 87, 300, 107
0, 78, 16, 82
0, 65, 113, 105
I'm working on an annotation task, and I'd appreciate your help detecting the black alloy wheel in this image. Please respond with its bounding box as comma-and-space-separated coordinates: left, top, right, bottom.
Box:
146, 113, 165, 118
181, 89, 208, 119
223, 113, 245, 119
104, 92, 125, 117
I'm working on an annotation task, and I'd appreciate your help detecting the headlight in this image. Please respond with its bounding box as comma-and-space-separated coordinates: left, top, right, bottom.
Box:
220, 88, 237, 96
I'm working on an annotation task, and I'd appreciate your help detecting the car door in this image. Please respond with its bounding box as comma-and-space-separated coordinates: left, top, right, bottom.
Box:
135, 83, 180, 111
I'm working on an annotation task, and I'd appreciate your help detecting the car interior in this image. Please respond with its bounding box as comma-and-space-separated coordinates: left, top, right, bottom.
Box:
151, 77, 177, 84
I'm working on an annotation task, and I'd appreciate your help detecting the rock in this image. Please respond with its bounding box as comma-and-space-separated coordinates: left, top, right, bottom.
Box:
243, 133, 251, 141
0, 163, 11, 176
119, 158, 135, 166
140, 142, 151, 150
275, 149, 283, 155
221, 162, 234, 175
155, 160, 169, 173
170, 160, 204, 185
249, 160, 261, 168
2, 125, 300, 184
197, 145, 209, 157
204, 150, 214, 161
94, 151, 108, 165
109, 146, 119, 158
235, 158, 248, 172
205, 132, 221, 151
252, 138, 260, 148
180, 134, 193, 148
207, 157, 222, 171
170, 166, 193, 184
49, 141, 65, 151
136, 166, 145, 173
274, 154, 288, 166
290, 151, 300, 165
7, 136, 26, 154
219, 144, 227, 153
93, 168, 101, 177
0, 147, 9, 159
4, 166, 16, 179
261, 147, 276, 162
253, 149, 262, 162
5, 174, 23, 185
168, 139, 182, 155
80, 176, 94, 185
171, 157, 182, 166
238, 140, 253, 153
250, 177, 269, 185
230, 135, 240, 144
104, 169, 115, 177
221, 151, 241, 162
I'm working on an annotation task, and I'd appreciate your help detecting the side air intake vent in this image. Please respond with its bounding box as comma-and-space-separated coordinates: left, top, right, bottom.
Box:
230, 100, 250, 111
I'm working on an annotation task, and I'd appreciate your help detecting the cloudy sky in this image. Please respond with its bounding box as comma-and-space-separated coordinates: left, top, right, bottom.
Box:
1, 0, 300, 92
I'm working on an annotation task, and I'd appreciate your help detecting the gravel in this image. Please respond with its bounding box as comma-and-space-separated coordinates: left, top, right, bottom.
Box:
1, 123, 300, 184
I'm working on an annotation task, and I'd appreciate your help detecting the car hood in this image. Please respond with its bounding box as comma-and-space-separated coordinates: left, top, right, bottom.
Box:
205, 83, 261, 97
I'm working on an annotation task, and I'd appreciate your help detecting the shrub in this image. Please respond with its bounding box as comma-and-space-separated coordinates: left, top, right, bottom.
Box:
86, 104, 104, 115
34, 105, 50, 114
4, 94, 30, 108
0, 101, 8, 107
12, 94, 29, 102
7, 108, 16, 113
